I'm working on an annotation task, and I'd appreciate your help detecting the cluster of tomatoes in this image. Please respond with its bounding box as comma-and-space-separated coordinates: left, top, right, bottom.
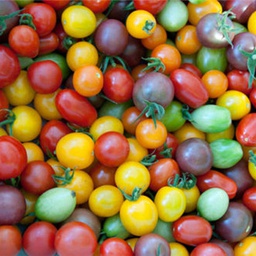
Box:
0, 0, 256, 255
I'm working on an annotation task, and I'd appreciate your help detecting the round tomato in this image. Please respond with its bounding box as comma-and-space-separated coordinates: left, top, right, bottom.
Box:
125, 137, 148, 162
234, 236, 256, 256
22, 142, 44, 163
126, 10, 156, 39
88, 185, 124, 218
55, 221, 97, 256
61, 5, 96, 38
120, 194, 158, 236
115, 161, 150, 196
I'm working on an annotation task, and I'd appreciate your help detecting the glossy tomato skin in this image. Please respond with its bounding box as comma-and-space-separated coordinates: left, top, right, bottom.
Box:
20, 160, 56, 195
242, 186, 256, 212
0, 89, 9, 121
55, 89, 97, 128
22, 221, 57, 256
0, 135, 27, 180
38, 32, 60, 56
100, 237, 133, 256
170, 68, 209, 108
21, 2, 57, 37
103, 67, 134, 103
0, 45, 21, 88
236, 113, 256, 147
39, 119, 72, 155
196, 170, 238, 199
134, 0, 167, 15
190, 243, 227, 256
172, 215, 212, 246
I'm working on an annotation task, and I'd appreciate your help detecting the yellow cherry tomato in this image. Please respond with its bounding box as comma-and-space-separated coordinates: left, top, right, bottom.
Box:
126, 237, 139, 251
169, 242, 189, 256
22, 142, 45, 162
55, 132, 94, 169
88, 185, 124, 218
3, 70, 35, 106
57, 169, 94, 205
216, 90, 251, 120
89, 115, 124, 141
234, 236, 256, 256
154, 186, 186, 222
248, 11, 256, 35
206, 123, 235, 143
61, 5, 97, 38
7, 105, 42, 142
126, 10, 156, 39
0, 127, 7, 136
126, 137, 148, 162
115, 161, 150, 196
33, 89, 62, 121
66, 41, 99, 71
120, 194, 158, 236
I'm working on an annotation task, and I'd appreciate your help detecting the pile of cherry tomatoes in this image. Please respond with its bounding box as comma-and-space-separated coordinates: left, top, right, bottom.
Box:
0, 0, 256, 255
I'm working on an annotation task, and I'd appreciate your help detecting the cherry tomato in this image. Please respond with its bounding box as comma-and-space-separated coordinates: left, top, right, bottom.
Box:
134, 0, 167, 15
28, 60, 63, 94
115, 161, 150, 196
38, 32, 59, 56
242, 186, 256, 211
22, 2, 57, 37
190, 242, 227, 256
8, 25, 40, 58
126, 10, 156, 39
61, 5, 97, 38
0, 135, 27, 180
169, 242, 189, 256
22, 221, 57, 256
42, 0, 70, 10
55, 132, 95, 170
22, 142, 45, 163
54, 221, 97, 256
248, 11, 256, 35
234, 236, 256, 256
0, 89, 9, 122
172, 215, 212, 246
0, 45, 21, 88
100, 237, 134, 256
88, 185, 124, 218
82, 0, 111, 13
0, 225, 22, 256
3, 70, 35, 106
126, 137, 148, 162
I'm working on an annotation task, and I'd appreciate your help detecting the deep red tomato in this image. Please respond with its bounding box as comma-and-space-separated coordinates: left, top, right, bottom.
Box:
27, 60, 63, 94
100, 237, 134, 256
172, 215, 212, 246
133, 0, 167, 14
8, 24, 40, 58
242, 186, 256, 212
170, 68, 209, 108
22, 221, 57, 256
180, 62, 203, 78
54, 221, 97, 256
55, 89, 98, 128
196, 170, 238, 199
21, 2, 57, 37
0, 45, 21, 88
236, 113, 256, 147
227, 69, 256, 95
0, 225, 22, 256
82, 0, 111, 13
94, 131, 130, 167
148, 158, 180, 192
39, 119, 72, 155
190, 242, 227, 256
0, 135, 27, 180
103, 67, 134, 103
0, 89, 9, 122
20, 160, 56, 195
38, 32, 60, 56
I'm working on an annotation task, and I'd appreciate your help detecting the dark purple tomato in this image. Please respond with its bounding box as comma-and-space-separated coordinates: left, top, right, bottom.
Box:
0, 185, 26, 225
222, 159, 254, 199
215, 202, 253, 243
132, 72, 175, 112
224, 0, 256, 24
175, 138, 213, 176
119, 35, 146, 67
196, 12, 235, 48
226, 32, 256, 71
134, 233, 170, 256
94, 19, 129, 56
0, 0, 20, 42
108, 0, 131, 22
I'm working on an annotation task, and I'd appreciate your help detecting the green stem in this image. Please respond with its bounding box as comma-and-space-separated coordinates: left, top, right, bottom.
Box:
0, 9, 22, 36
168, 173, 197, 189
19, 13, 36, 30
52, 167, 75, 185
142, 57, 165, 73
0, 109, 16, 136
119, 187, 142, 201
